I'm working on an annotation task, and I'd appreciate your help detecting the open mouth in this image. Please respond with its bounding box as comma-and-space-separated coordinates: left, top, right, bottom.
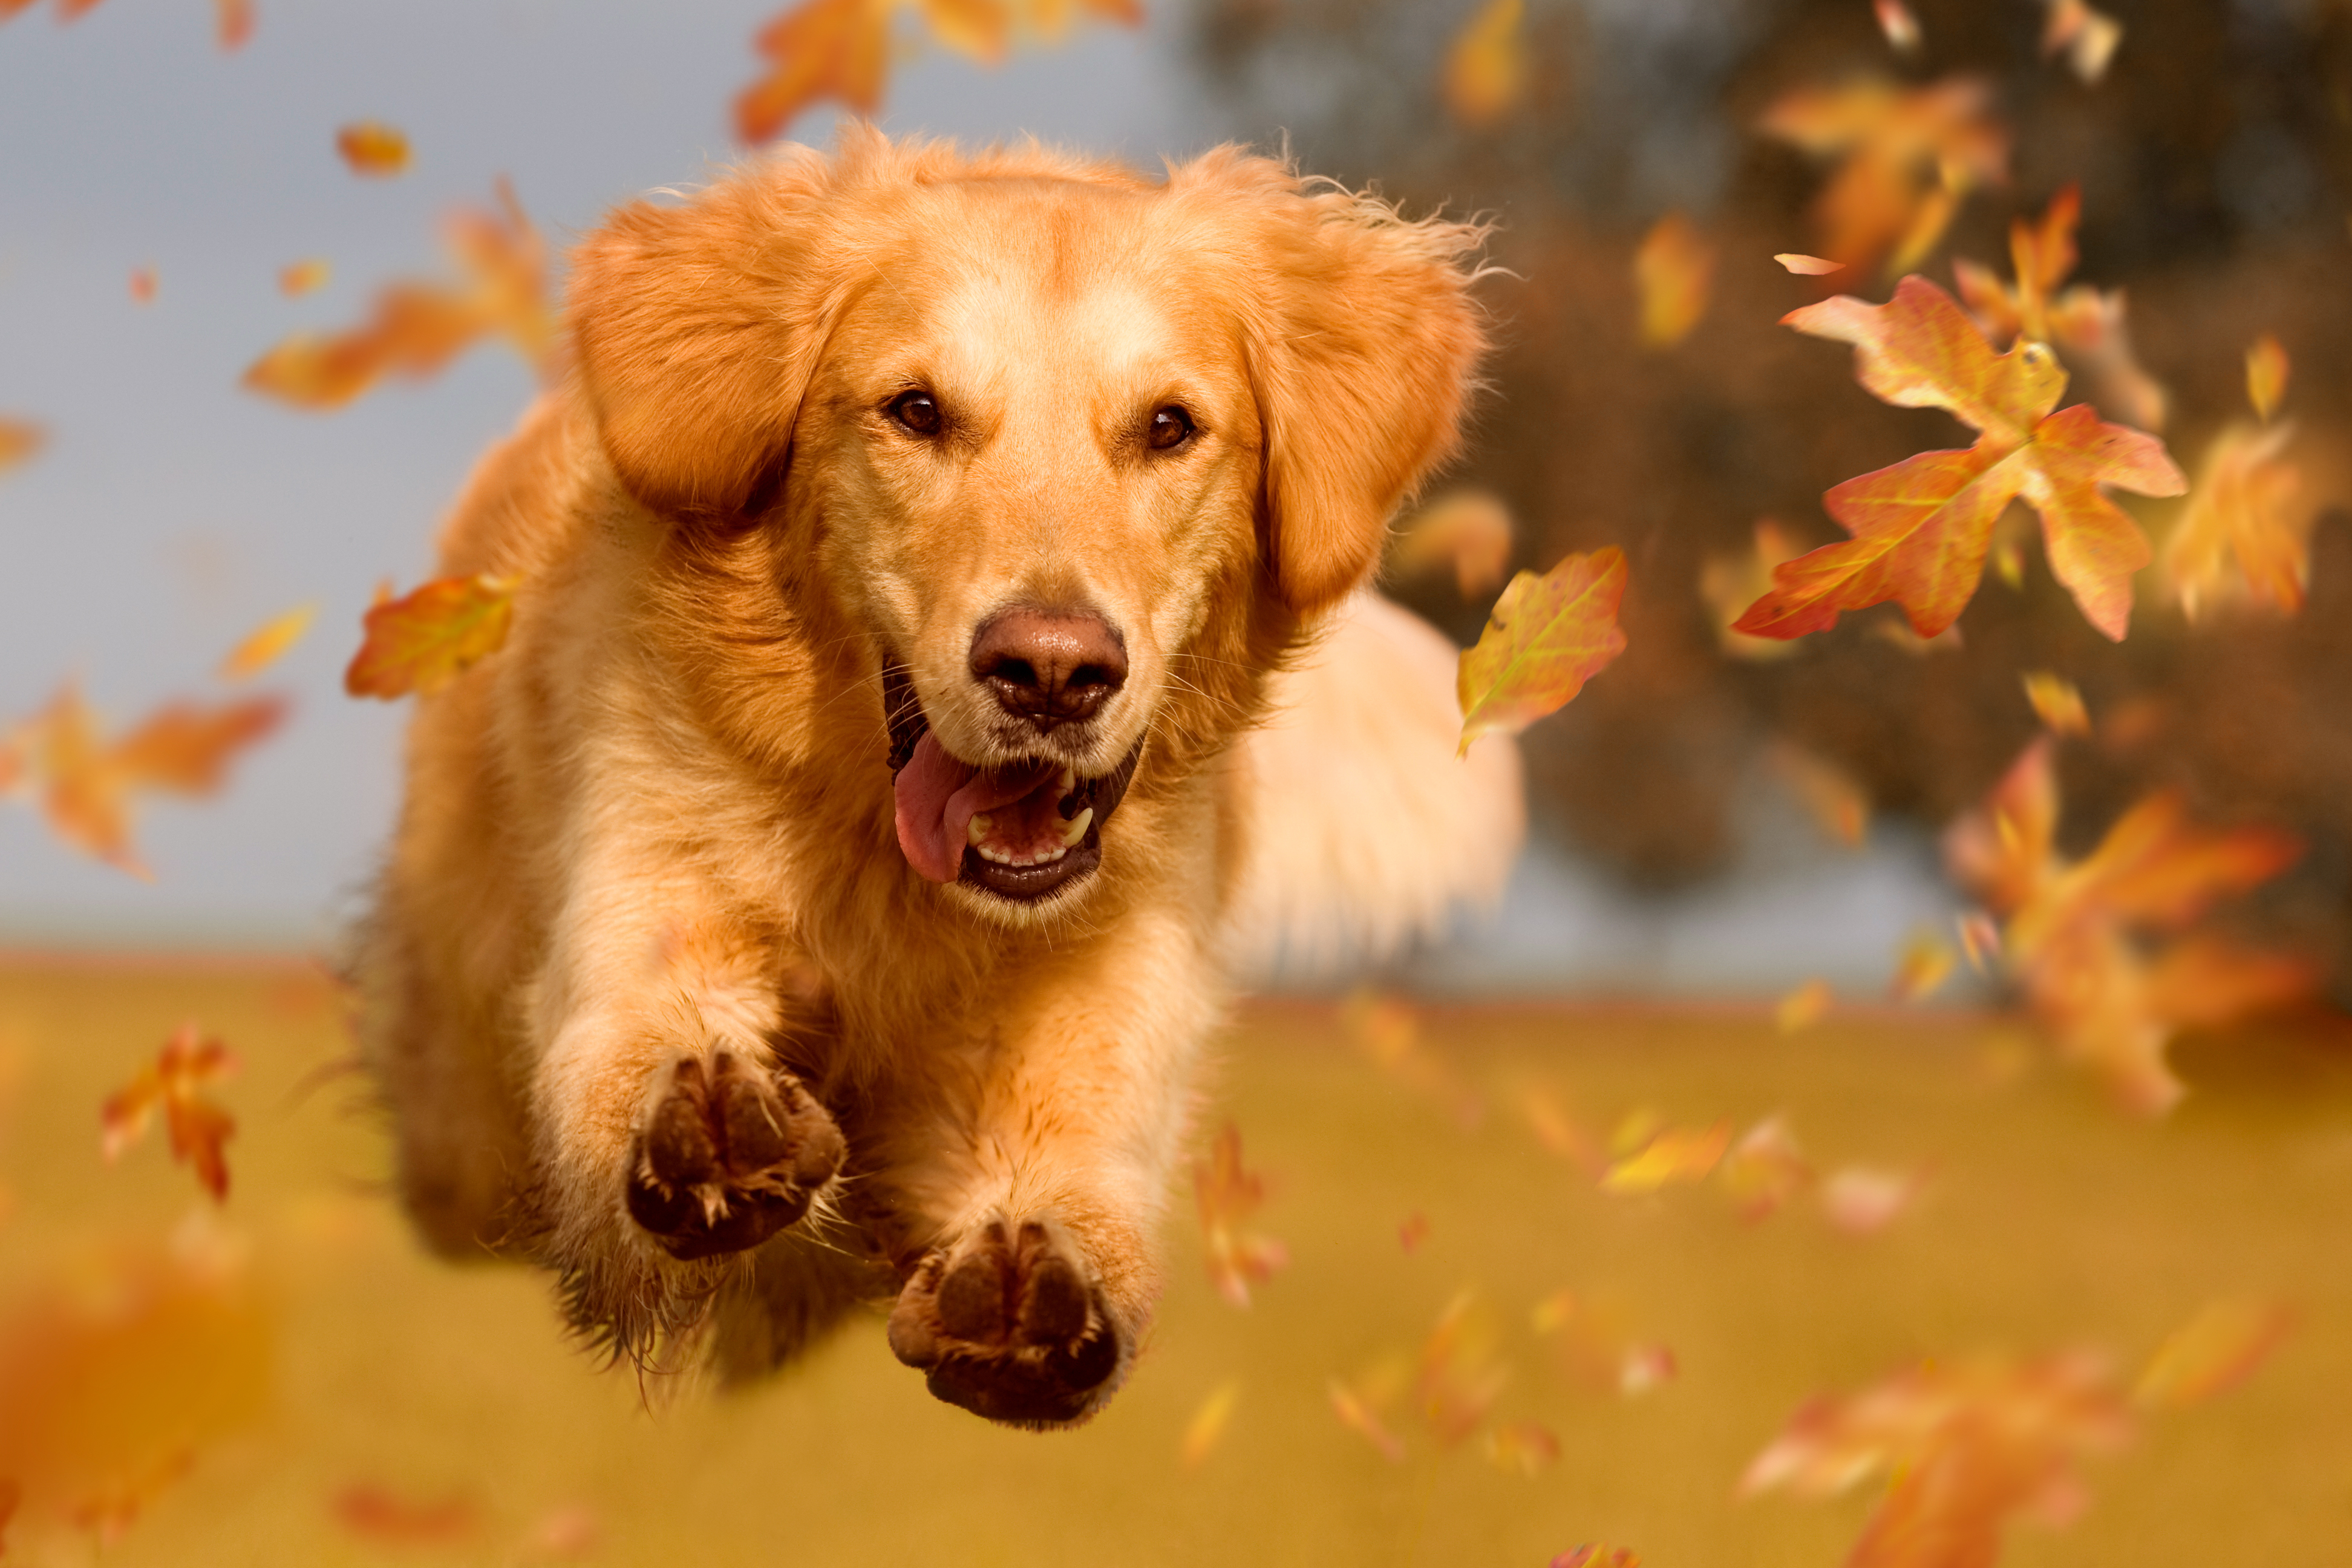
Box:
883, 663, 1141, 904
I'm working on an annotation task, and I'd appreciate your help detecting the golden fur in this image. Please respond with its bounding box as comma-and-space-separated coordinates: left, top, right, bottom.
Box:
357, 128, 1513, 1426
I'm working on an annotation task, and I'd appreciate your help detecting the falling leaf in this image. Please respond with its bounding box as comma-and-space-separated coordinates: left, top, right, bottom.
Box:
335, 121, 409, 177
512, 1504, 599, 1561
1736, 276, 2186, 643
1415, 1291, 1509, 1445
332, 1484, 479, 1544
1398, 1212, 1431, 1253
1768, 740, 1870, 847
1820, 1165, 1920, 1235
1743, 1350, 2134, 1567
2043, 0, 2122, 83
1533, 1288, 1675, 1398
1342, 990, 1483, 1126
278, 259, 331, 298
1775, 252, 1844, 275
1180, 1380, 1241, 1468
1486, 1419, 1560, 1476
1457, 547, 1629, 756
128, 266, 155, 305
1393, 489, 1514, 598
1777, 978, 1834, 1034
2134, 1299, 2293, 1411
1757, 76, 2008, 276
1602, 1120, 1731, 1194
1720, 1116, 1814, 1221
100, 1024, 238, 1202
2164, 422, 2308, 621
1958, 910, 2002, 973
1551, 1549, 1641, 1568
1442, 0, 1526, 129
1946, 739, 2309, 1112
7, 684, 286, 877
2245, 334, 2288, 422
1635, 212, 1714, 348
343, 573, 519, 700
217, 603, 316, 682
2020, 670, 2089, 736
0, 418, 45, 476
1892, 927, 1958, 1001
1520, 1085, 1604, 1175
1327, 1378, 1406, 1462
244, 181, 552, 409
1952, 185, 2169, 431
1194, 1123, 1288, 1308
1872, 0, 1921, 57
1702, 520, 1808, 661
214, 0, 250, 49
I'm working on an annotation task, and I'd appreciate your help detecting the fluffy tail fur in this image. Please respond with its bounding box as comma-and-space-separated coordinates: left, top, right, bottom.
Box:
1226, 592, 1524, 978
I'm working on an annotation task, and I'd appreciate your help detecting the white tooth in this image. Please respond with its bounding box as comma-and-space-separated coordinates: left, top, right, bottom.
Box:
967, 814, 993, 846
1059, 807, 1094, 847
979, 845, 1011, 864
1039, 845, 1066, 863
1057, 765, 1076, 795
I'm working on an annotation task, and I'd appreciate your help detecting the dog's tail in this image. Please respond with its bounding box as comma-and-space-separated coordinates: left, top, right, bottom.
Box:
1225, 592, 1525, 978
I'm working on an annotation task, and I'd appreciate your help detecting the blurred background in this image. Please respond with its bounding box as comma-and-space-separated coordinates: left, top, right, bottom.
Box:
4, 2, 2351, 1564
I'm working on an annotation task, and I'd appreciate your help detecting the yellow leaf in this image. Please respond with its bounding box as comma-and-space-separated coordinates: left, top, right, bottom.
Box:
1601, 1121, 1731, 1194
344, 574, 519, 700
1442, 0, 1526, 129
2135, 1298, 2293, 1411
217, 603, 318, 682
0, 417, 45, 476
2246, 333, 2288, 422
278, 259, 332, 298
1777, 978, 1834, 1034
1457, 547, 1629, 757
2163, 421, 2308, 621
1180, 1380, 1241, 1468
2020, 671, 2089, 736
1774, 253, 1844, 275
1890, 927, 1957, 1001
1635, 213, 1714, 348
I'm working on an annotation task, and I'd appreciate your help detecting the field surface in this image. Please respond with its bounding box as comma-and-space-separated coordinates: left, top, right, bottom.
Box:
1, 959, 2347, 1566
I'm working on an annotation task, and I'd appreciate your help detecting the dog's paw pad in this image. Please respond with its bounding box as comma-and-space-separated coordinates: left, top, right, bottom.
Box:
887, 1217, 1122, 1426
624, 1052, 844, 1261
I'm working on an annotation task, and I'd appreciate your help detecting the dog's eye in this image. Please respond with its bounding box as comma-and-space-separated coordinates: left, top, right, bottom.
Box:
887, 390, 942, 436
1146, 405, 1195, 451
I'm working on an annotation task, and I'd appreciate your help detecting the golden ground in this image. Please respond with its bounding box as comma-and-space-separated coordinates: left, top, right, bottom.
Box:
2, 959, 2349, 1566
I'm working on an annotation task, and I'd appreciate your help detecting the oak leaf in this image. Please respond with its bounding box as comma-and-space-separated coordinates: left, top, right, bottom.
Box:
1635, 213, 1713, 347
1757, 77, 2008, 276
244, 180, 551, 409
1442, 0, 1527, 129
1194, 1123, 1287, 1308
1736, 276, 2184, 642
335, 121, 408, 177
2163, 422, 2308, 620
1702, 521, 1806, 661
1457, 546, 1628, 756
343, 574, 518, 699
100, 1024, 238, 1201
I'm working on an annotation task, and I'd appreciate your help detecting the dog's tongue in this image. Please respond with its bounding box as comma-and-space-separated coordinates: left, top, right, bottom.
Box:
893, 732, 1059, 883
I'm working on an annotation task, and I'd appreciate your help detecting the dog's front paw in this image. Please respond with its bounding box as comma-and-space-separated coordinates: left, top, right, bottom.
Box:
885, 1216, 1124, 1427
624, 1051, 844, 1261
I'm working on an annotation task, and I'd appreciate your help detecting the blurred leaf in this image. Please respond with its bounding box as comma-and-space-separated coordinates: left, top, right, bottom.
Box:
1702, 521, 1807, 661
1757, 77, 2007, 276
277, 259, 330, 298
1457, 547, 1629, 756
128, 266, 155, 305
1820, 1166, 1921, 1235
1736, 276, 2184, 643
1414, 1290, 1508, 1446
214, 0, 250, 49
100, 1023, 238, 1203
1441, 0, 1526, 130
1892, 927, 1958, 1001
1180, 1380, 1241, 1468
344, 574, 518, 701
0, 418, 45, 477
2163, 422, 2308, 621
1194, 1123, 1287, 1308
1397, 1211, 1430, 1253
1635, 212, 1714, 348
1775, 253, 1844, 276
1327, 1377, 1406, 1463
2042, 0, 2122, 84
1393, 489, 1513, 599
332, 1484, 479, 1544
1768, 739, 1870, 847
2134, 1299, 2293, 1411
2245, 333, 2288, 422
1777, 978, 1834, 1034
1872, 0, 1921, 59
2020, 671, 2089, 736
1485, 1418, 1560, 1476
335, 121, 409, 177
1720, 1115, 1812, 1221
217, 604, 316, 683
1602, 1120, 1730, 1194
1551, 1549, 1641, 1568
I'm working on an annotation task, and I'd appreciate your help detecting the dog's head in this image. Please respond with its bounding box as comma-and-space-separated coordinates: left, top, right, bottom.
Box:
568, 131, 1486, 918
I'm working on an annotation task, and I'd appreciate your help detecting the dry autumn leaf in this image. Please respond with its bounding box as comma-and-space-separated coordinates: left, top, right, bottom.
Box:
244, 181, 552, 410
2163, 421, 2307, 621
2134, 1298, 2293, 1411
1774, 252, 1844, 276
217, 603, 316, 682
1702, 520, 1807, 661
2245, 333, 2288, 421
1392, 489, 1514, 598
1952, 185, 2168, 431
1601, 1120, 1731, 1194
1635, 212, 1714, 347
100, 1023, 238, 1202
1180, 1380, 1241, 1468
335, 120, 409, 177
278, 258, 330, 298
1194, 1123, 1287, 1308
1946, 738, 2310, 1112
1719, 1115, 1812, 1221
2021, 670, 2089, 735
1757, 76, 2008, 276
1457, 547, 1629, 756
0, 417, 45, 476
1442, 0, 1527, 130
1342, 989, 1483, 1127
1736, 275, 2185, 643
344, 573, 519, 699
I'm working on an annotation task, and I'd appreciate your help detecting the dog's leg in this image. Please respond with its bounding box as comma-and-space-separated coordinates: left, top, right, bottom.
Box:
526, 887, 846, 1356
877, 910, 1222, 1428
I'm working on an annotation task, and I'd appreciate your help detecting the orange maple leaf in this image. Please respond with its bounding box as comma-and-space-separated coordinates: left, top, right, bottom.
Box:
1194, 1123, 1287, 1308
1946, 739, 2308, 1112
100, 1024, 239, 1202
2162, 421, 2308, 621
1952, 185, 2168, 431
1758, 76, 2008, 276
1736, 276, 2184, 643
7, 684, 286, 877
1457, 547, 1629, 755
243, 180, 552, 410
344, 574, 519, 701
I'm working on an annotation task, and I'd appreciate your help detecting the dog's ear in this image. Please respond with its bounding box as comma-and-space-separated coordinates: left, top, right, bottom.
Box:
568, 158, 835, 520
1236, 173, 1488, 617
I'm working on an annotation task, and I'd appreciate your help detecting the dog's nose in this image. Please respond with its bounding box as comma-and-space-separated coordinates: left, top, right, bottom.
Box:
969, 609, 1128, 731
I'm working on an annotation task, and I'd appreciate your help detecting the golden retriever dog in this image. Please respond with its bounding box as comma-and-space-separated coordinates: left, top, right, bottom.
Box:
357, 128, 1521, 1428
